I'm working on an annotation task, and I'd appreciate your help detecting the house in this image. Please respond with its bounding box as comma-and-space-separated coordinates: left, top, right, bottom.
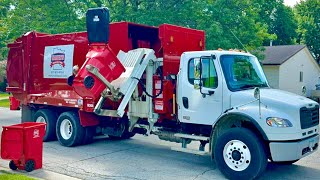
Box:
0, 60, 7, 82
262, 45, 320, 97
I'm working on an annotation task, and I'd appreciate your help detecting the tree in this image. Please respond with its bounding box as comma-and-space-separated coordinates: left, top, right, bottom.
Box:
0, 0, 11, 60
257, 0, 298, 46
0, 0, 277, 61
295, 0, 320, 63
271, 5, 297, 45
189, 0, 273, 52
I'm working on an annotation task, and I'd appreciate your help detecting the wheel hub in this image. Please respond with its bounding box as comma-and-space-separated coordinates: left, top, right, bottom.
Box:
232, 150, 241, 161
223, 140, 251, 171
36, 116, 47, 130
36, 116, 46, 123
60, 119, 73, 140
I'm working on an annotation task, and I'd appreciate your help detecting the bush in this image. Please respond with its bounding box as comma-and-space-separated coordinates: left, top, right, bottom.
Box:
0, 79, 7, 92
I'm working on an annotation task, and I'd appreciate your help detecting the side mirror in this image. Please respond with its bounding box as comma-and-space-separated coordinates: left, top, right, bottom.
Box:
302, 86, 306, 96
254, 87, 260, 100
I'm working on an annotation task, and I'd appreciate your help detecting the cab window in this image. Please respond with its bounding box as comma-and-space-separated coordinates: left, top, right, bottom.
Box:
188, 57, 218, 89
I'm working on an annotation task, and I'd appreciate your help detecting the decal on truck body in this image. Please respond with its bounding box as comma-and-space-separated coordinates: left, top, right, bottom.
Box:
44, 45, 74, 78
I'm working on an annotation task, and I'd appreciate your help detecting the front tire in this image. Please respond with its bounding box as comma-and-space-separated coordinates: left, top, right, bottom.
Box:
214, 128, 267, 180
56, 111, 84, 147
272, 159, 299, 165
34, 109, 57, 141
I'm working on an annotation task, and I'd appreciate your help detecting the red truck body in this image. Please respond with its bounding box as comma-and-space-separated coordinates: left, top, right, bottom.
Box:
6, 22, 205, 125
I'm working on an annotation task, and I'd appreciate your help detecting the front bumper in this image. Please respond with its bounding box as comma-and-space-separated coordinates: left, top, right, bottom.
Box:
269, 134, 319, 161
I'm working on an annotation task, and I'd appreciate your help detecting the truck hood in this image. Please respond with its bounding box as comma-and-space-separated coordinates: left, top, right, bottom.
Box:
229, 88, 319, 141
230, 88, 317, 109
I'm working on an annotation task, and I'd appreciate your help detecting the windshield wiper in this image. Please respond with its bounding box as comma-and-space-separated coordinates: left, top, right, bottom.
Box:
239, 84, 256, 89
239, 83, 268, 90
255, 83, 268, 87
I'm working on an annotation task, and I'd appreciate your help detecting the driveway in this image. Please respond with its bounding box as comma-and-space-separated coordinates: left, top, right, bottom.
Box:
0, 107, 319, 180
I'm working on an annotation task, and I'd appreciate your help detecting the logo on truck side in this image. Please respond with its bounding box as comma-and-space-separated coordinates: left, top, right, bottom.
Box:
44, 45, 74, 78
50, 48, 66, 70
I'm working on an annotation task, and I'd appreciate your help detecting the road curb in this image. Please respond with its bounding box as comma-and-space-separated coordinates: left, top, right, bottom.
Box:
0, 165, 81, 180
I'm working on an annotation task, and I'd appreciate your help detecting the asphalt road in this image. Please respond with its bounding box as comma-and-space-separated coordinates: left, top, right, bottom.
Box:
0, 107, 320, 180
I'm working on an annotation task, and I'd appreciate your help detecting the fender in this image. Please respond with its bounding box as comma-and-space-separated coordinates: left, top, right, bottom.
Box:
212, 112, 269, 141
209, 112, 269, 157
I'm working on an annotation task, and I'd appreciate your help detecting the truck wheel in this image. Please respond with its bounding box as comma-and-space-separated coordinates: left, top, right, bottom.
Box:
108, 122, 135, 140
82, 126, 95, 145
109, 131, 135, 140
9, 160, 17, 170
122, 131, 136, 139
34, 109, 57, 141
214, 128, 267, 180
56, 111, 84, 147
273, 159, 299, 165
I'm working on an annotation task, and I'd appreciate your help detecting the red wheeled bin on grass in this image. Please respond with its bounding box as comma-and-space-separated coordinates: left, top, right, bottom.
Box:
1, 122, 45, 172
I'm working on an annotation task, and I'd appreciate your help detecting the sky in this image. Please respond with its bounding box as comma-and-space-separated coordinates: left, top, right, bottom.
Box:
284, 0, 301, 7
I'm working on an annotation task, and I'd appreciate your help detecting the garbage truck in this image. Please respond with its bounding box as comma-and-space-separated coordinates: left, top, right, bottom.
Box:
6, 7, 319, 179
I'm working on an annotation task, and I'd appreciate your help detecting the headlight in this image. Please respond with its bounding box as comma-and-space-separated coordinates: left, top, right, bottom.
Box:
266, 117, 293, 128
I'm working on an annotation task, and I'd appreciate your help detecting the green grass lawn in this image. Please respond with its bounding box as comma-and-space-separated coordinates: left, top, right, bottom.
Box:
0, 93, 10, 98
0, 98, 9, 108
0, 92, 10, 108
0, 170, 35, 180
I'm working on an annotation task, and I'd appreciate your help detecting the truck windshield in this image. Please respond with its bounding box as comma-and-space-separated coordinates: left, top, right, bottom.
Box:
220, 55, 269, 91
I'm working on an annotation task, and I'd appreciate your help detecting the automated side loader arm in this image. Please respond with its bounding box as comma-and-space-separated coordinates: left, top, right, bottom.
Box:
91, 48, 157, 118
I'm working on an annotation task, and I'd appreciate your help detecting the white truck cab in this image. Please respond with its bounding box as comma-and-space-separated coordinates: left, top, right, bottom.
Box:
177, 50, 319, 179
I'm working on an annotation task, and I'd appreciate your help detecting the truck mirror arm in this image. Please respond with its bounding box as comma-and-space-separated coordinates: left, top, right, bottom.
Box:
200, 86, 215, 98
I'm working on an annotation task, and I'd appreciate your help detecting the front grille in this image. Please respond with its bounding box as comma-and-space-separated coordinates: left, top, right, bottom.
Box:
300, 105, 319, 129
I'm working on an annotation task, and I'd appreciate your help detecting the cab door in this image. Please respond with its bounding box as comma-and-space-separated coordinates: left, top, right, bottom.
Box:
177, 54, 223, 125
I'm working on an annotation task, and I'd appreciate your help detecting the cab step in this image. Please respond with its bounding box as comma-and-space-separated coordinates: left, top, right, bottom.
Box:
169, 133, 210, 155
174, 133, 210, 141
171, 147, 208, 156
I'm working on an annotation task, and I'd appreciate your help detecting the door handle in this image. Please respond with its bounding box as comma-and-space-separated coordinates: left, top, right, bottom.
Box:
182, 97, 189, 109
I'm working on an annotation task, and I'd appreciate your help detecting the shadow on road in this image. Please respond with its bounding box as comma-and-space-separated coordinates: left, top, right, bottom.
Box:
260, 162, 320, 179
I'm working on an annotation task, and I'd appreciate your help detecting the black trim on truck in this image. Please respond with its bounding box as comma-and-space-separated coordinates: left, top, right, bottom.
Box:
214, 112, 269, 140
300, 105, 319, 129
269, 134, 319, 143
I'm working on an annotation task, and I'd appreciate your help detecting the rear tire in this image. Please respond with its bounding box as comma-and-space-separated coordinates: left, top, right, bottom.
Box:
34, 109, 57, 141
108, 131, 135, 140
214, 128, 267, 180
122, 131, 136, 139
9, 160, 17, 170
56, 111, 84, 147
108, 122, 135, 140
82, 126, 95, 145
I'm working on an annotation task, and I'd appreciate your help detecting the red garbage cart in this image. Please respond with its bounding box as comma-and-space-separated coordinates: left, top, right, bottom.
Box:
1, 122, 45, 172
